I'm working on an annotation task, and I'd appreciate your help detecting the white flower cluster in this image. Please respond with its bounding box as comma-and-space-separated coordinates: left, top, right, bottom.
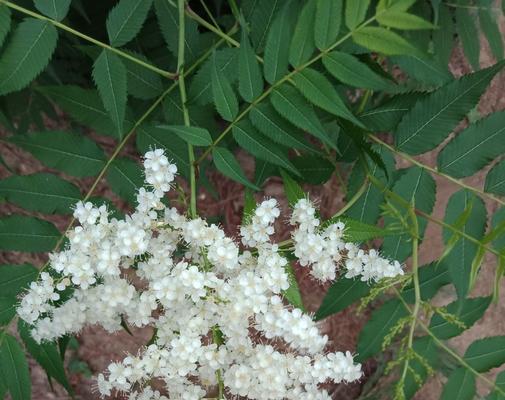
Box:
291, 199, 404, 282
16, 149, 403, 400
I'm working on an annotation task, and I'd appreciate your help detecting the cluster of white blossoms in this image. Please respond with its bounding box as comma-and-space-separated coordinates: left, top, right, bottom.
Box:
16, 149, 403, 400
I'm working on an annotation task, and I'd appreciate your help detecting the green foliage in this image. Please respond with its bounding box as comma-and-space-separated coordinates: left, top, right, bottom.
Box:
1, 0, 505, 398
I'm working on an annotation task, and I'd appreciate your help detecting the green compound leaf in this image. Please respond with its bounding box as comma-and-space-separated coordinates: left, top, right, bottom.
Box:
0, 334, 31, 400
323, 50, 395, 91
289, 0, 316, 67
232, 119, 300, 176
352, 27, 424, 58
249, 103, 317, 153
356, 299, 408, 362
292, 68, 364, 127
38, 86, 122, 138
438, 111, 505, 178
34, 0, 71, 21
314, 0, 342, 50
211, 52, 239, 122
0, 173, 81, 214
429, 296, 491, 339
263, 0, 297, 84
443, 190, 487, 298
107, 158, 144, 206
106, 0, 153, 47
485, 159, 505, 196
212, 147, 259, 191
441, 368, 475, 400
464, 336, 505, 372
271, 84, 337, 150
456, 7, 480, 70
157, 125, 212, 146
239, 26, 263, 102
92, 50, 128, 136
345, 0, 370, 30
0, 19, 58, 95
0, 5, 11, 48
395, 61, 504, 155
0, 215, 60, 252
9, 131, 106, 177
315, 277, 370, 320
0, 264, 38, 298
19, 320, 72, 394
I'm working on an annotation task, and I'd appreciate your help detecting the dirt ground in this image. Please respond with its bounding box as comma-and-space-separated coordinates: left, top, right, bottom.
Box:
1, 33, 505, 400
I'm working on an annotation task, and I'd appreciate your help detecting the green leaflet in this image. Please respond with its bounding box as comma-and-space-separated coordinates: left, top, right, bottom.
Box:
438, 111, 505, 178
249, 0, 282, 52
456, 7, 480, 70
377, 10, 434, 30
0, 334, 31, 400
291, 155, 334, 184
212, 147, 259, 191
189, 48, 239, 105
154, 0, 202, 62
34, 0, 71, 21
0, 215, 59, 252
0, 173, 81, 214
314, 0, 342, 50
106, 0, 153, 47
292, 68, 364, 127
9, 131, 106, 177
441, 368, 475, 400
392, 54, 452, 87
282, 263, 305, 311
280, 169, 304, 206
232, 119, 300, 176
352, 27, 425, 58
402, 261, 451, 303
250, 103, 317, 152
289, 0, 316, 67
0, 5, 11, 48
239, 27, 263, 102
443, 190, 487, 298
38, 85, 125, 138
211, 52, 238, 122
479, 3, 503, 61
107, 158, 144, 206
345, 0, 370, 30
254, 160, 277, 187
124, 51, 163, 100
433, 4, 454, 67
359, 92, 421, 132
263, 0, 297, 84
270, 85, 337, 150
136, 124, 190, 178
485, 159, 505, 196
346, 146, 395, 224
382, 167, 436, 262
395, 62, 505, 155
0, 297, 16, 326
314, 278, 370, 320
356, 299, 408, 362
323, 50, 395, 91
429, 297, 491, 339
0, 264, 38, 298
92, 50, 128, 136
0, 19, 58, 95
157, 125, 212, 146
19, 320, 72, 394
464, 336, 505, 372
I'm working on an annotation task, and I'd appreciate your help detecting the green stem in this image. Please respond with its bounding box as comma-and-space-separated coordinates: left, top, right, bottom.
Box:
369, 134, 505, 207
177, 0, 197, 218
0, 0, 176, 79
